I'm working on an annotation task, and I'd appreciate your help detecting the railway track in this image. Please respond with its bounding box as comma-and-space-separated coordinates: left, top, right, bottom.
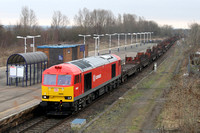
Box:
9, 83, 123, 132
19, 117, 68, 133
8, 41, 175, 133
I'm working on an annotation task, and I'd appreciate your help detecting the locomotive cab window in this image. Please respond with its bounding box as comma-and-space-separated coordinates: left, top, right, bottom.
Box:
57, 75, 71, 85
43, 74, 57, 85
74, 75, 79, 84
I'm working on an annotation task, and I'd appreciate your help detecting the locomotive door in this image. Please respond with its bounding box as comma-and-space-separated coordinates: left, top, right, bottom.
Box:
84, 72, 92, 92
74, 74, 81, 96
112, 64, 116, 78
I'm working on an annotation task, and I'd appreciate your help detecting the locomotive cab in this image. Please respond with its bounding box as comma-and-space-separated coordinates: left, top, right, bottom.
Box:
42, 74, 74, 102
40, 64, 82, 114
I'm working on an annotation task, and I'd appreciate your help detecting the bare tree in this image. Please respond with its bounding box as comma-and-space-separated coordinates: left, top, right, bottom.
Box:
20, 6, 38, 28
51, 11, 69, 29
18, 6, 38, 35
189, 23, 200, 46
74, 8, 90, 27
29, 9, 38, 27
123, 13, 137, 32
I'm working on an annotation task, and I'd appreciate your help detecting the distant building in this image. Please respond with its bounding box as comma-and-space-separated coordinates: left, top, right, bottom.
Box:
37, 44, 88, 67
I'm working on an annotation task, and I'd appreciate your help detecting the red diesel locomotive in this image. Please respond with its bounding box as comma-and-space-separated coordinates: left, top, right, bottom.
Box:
40, 54, 121, 114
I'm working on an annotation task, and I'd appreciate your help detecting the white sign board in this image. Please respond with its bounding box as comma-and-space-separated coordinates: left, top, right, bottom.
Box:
10, 66, 17, 77
17, 66, 24, 77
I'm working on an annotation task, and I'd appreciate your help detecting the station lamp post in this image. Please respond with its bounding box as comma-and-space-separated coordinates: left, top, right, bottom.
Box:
142, 32, 146, 45
146, 32, 149, 43
78, 34, 91, 58
106, 33, 116, 54
124, 33, 128, 50
127, 33, 133, 48
93, 37, 99, 56
93, 34, 104, 56
115, 33, 121, 52
133, 33, 137, 46
150, 32, 153, 42
136, 33, 138, 45
27, 35, 41, 52
17, 36, 28, 53
137, 33, 142, 46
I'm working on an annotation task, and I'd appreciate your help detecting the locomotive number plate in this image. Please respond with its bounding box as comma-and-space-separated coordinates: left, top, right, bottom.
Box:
54, 88, 58, 92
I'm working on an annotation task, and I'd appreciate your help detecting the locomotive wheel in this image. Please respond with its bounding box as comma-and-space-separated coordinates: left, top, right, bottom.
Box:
117, 80, 120, 87
73, 101, 78, 112
82, 100, 86, 108
105, 86, 109, 93
86, 96, 92, 104
109, 84, 113, 91
91, 93, 95, 101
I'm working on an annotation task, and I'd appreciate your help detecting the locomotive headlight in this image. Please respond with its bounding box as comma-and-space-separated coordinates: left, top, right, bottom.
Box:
65, 96, 72, 100
42, 95, 49, 99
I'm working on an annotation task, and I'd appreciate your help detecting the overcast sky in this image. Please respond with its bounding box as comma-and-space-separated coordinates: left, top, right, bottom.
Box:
0, 0, 199, 29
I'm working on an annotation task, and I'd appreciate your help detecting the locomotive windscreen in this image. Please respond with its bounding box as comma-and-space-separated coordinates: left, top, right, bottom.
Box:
43, 74, 57, 85
57, 75, 71, 85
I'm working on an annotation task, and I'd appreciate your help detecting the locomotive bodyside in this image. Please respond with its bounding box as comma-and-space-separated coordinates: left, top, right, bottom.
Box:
40, 54, 121, 115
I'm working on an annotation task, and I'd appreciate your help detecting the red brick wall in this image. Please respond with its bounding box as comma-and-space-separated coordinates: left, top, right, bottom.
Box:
63, 48, 72, 62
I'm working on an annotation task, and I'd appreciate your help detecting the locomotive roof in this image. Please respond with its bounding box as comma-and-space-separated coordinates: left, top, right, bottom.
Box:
67, 54, 118, 72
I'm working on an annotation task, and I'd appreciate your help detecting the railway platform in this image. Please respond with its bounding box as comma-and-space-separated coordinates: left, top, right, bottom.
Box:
0, 43, 157, 128
0, 68, 41, 124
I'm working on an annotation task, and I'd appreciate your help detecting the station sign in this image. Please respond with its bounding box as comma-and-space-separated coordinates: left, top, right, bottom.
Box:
80, 45, 85, 52
10, 66, 17, 77
58, 55, 63, 60
30, 44, 34, 47
17, 66, 24, 77
9, 66, 24, 78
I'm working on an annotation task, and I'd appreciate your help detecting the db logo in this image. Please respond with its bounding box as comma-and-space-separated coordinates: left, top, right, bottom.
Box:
93, 74, 102, 82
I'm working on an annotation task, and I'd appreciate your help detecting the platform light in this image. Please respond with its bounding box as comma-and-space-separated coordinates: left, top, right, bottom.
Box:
17, 36, 28, 53
127, 33, 133, 48
27, 35, 41, 52
93, 37, 99, 56
133, 33, 138, 46
150, 32, 154, 42
114, 33, 121, 52
105, 33, 116, 54
141, 32, 146, 44
93, 34, 104, 56
78, 34, 91, 58
124, 33, 128, 50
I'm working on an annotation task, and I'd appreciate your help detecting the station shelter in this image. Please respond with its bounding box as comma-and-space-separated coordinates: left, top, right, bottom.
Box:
6, 52, 48, 87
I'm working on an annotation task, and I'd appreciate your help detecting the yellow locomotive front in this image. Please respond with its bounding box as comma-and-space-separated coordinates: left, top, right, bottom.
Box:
40, 64, 81, 115
42, 74, 74, 102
